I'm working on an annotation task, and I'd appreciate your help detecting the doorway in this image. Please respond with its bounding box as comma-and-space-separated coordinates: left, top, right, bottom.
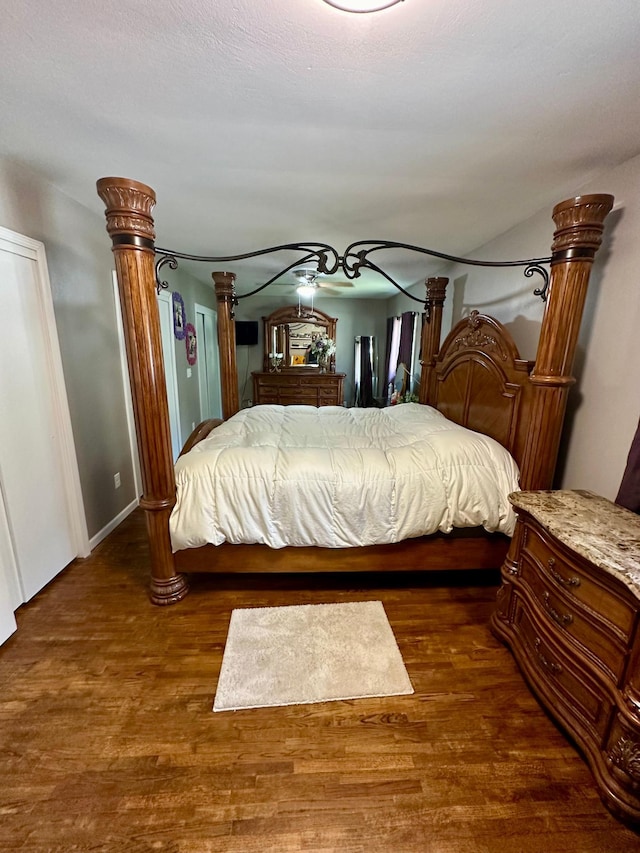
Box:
195, 303, 223, 421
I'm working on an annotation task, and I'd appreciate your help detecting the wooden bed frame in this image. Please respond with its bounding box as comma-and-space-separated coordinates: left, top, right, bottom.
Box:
96, 178, 613, 604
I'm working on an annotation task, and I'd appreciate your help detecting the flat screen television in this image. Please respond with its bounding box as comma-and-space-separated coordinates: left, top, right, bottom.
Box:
235, 320, 259, 347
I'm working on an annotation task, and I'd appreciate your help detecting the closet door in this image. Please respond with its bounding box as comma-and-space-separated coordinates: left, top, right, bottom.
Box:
195, 303, 222, 421
0, 501, 18, 644
0, 228, 87, 607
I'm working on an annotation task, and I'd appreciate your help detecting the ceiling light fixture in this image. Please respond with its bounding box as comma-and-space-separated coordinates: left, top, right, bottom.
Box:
296, 283, 316, 316
322, 0, 404, 13
296, 284, 318, 297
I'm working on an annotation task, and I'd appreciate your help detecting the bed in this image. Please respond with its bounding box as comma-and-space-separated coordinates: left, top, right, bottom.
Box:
170, 403, 520, 551
96, 177, 614, 604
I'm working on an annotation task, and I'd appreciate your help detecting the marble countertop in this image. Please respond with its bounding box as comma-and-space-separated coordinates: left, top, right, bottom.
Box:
510, 489, 640, 599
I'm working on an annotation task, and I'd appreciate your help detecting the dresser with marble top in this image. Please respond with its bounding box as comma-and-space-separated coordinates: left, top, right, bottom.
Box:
491, 489, 640, 825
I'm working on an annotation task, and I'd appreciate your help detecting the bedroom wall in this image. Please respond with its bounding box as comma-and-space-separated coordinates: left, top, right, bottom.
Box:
388, 151, 640, 501
161, 268, 220, 442
0, 157, 136, 540
235, 294, 389, 406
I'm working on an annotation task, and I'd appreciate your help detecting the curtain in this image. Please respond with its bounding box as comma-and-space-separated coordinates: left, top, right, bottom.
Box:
616, 418, 640, 512
357, 336, 375, 407
384, 312, 416, 402
397, 311, 415, 369
383, 316, 395, 400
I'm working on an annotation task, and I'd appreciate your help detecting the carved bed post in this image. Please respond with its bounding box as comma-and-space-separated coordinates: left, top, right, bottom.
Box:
212, 271, 240, 419
419, 277, 449, 405
96, 177, 189, 605
519, 193, 614, 491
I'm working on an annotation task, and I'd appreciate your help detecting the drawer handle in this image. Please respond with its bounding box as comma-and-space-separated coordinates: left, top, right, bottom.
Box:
547, 558, 581, 588
542, 591, 574, 627
534, 638, 562, 675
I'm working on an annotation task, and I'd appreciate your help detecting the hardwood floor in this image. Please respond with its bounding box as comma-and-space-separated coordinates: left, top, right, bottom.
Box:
1, 509, 638, 852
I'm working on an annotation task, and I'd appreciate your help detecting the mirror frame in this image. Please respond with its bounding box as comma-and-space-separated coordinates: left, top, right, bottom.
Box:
262, 305, 338, 372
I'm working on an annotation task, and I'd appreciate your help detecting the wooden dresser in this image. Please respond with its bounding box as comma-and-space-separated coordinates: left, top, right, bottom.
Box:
491, 490, 640, 825
252, 370, 345, 407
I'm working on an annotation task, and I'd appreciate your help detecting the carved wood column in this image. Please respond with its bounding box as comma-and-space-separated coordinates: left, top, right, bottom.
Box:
419, 277, 448, 405
519, 193, 614, 490
212, 271, 240, 419
96, 177, 188, 605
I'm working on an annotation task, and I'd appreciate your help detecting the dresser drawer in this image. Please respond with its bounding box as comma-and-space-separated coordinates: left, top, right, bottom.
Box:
513, 595, 611, 740
299, 377, 325, 389
523, 524, 635, 641
521, 554, 627, 682
255, 392, 280, 404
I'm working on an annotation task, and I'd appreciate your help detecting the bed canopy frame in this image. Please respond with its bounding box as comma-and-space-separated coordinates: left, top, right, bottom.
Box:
96, 177, 613, 604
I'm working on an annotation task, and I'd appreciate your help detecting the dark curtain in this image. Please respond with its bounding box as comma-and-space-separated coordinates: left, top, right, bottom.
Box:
383, 316, 394, 399
397, 311, 415, 371
616, 418, 640, 512
357, 336, 375, 407
396, 312, 416, 394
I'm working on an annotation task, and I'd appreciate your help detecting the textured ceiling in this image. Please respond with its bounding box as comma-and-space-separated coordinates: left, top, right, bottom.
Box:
1, 0, 640, 297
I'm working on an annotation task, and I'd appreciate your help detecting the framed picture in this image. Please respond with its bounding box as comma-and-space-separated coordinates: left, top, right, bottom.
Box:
172, 291, 186, 340
185, 322, 197, 365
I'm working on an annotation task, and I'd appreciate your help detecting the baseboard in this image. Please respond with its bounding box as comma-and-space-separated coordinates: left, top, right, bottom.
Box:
89, 497, 139, 551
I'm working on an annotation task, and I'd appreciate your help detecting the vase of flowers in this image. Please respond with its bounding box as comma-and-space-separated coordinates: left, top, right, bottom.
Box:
309, 334, 336, 373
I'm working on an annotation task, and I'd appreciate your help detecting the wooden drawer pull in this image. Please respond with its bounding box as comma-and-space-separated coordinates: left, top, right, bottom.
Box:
548, 557, 581, 588
534, 637, 562, 675
542, 591, 574, 627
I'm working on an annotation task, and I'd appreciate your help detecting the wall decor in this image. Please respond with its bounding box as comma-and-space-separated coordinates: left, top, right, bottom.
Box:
185, 322, 197, 365
172, 291, 186, 340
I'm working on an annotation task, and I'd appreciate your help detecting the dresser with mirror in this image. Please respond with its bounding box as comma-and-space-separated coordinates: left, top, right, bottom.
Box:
251, 305, 345, 407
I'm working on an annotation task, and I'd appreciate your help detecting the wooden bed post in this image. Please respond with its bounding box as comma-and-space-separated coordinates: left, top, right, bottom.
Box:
96, 177, 189, 605
519, 193, 614, 490
419, 277, 448, 404
212, 271, 240, 419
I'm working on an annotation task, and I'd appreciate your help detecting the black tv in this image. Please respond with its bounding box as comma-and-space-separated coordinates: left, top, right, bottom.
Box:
235, 320, 259, 347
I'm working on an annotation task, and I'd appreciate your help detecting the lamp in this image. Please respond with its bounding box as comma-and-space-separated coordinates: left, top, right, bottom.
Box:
322, 0, 404, 12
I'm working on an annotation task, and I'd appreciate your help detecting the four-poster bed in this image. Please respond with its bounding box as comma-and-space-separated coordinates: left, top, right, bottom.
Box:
96, 177, 613, 604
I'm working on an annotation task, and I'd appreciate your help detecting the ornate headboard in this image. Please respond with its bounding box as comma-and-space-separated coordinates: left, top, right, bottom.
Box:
431, 311, 535, 469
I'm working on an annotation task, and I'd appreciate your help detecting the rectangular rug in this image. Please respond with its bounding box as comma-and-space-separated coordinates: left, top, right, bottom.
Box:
213, 600, 413, 712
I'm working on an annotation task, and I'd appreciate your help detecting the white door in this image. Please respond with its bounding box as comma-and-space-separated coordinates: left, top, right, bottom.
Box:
0, 498, 18, 644
0, 227, 88, 624
195, 304, 222, 421
157, 290, 182, 461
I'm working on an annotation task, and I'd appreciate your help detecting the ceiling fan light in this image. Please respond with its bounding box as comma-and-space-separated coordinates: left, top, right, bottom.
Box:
296, 284, 317, 296
322, 0, 404, 12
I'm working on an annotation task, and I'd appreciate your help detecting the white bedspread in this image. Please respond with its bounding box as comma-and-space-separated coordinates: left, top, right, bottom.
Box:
169, 403, 520, 551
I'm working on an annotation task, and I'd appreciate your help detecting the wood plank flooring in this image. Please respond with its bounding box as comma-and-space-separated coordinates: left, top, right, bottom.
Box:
1, 509, 638, 852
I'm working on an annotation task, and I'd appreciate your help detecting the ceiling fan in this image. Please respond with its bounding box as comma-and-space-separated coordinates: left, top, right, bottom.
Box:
274, 268, 355, 297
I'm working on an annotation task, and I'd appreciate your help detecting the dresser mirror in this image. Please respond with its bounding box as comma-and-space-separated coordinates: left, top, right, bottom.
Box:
262, 305, 337, 372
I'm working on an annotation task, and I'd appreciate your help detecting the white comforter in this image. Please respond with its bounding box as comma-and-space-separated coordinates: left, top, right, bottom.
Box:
169, 403, 520, 551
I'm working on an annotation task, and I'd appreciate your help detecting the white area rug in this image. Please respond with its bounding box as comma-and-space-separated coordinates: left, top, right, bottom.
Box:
213, 600, 414, 712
